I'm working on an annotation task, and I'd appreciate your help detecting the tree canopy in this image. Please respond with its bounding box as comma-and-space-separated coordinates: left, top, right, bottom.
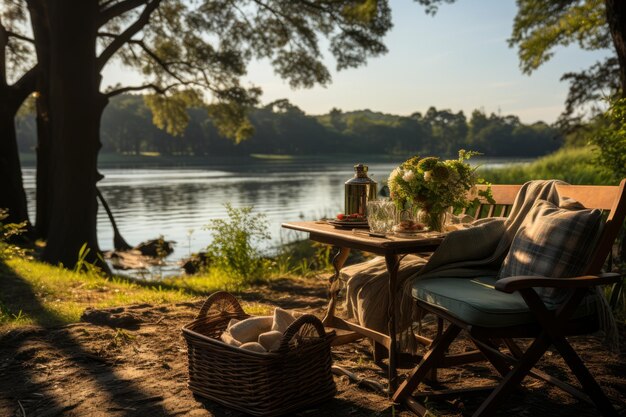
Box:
508, 0, 625, 128
422, 0, 625, 127
0, 0, 402, 269
97, 0, 395, 142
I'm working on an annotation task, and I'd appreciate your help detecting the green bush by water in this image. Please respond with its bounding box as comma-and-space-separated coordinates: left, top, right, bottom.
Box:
203, 203, 272, 286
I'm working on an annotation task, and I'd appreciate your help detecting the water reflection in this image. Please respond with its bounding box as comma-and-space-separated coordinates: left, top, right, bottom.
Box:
22, 157, 525, 261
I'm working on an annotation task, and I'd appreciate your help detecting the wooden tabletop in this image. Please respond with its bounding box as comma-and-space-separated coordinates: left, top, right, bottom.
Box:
282, 221, 445, 256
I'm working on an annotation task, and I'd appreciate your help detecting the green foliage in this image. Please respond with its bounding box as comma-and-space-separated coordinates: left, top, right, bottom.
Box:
508, 0, 619, 124
468, 109, 560, 156
388, 150, 491, 213
102, 0, 394, 140
0, 300, 28, 326
509, 0, 609, 74
18, 95, 561, 158
272, 240, 334, 277
0, 256, 272, 329
206, 87, 260, 144
0, 209, 27, 260
144, 90, 204, 137
479, 146, 611, 185
590, 98, 626, 182
203, 204, 271, 285
73, 243, 105, 276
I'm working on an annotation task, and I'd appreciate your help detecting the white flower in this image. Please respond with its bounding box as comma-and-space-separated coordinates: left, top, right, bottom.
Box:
424, 171, 432, 182
402, 170, 415, 182
388, 168, 402, 184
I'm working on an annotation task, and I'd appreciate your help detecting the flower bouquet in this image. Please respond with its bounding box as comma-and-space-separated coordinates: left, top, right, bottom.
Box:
387, 150, 492, 231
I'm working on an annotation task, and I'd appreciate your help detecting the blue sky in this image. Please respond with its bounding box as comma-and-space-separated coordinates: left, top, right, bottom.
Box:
102, 0, 612, 124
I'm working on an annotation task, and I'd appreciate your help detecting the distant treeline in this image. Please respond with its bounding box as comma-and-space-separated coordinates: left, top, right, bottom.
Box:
16, 94, 561, 158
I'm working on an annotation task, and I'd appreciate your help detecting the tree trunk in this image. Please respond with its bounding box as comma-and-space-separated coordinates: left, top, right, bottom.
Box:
41, 0, 107, 270
0, 23, 36, 228
606, 0, 626, 97
34, 75, 52, 238
27, 0, 53, 239
0, 93, 30, 226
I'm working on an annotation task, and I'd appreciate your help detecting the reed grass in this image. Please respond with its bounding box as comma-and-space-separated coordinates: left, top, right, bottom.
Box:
479, 147, 614, 185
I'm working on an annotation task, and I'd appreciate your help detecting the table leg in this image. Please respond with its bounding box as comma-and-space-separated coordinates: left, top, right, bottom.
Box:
322, 246, 351, 327
385, 254, 400, 393
373, 340, 388, 364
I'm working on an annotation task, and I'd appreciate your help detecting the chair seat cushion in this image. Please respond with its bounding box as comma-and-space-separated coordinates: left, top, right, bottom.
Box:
411, 276, 597, 328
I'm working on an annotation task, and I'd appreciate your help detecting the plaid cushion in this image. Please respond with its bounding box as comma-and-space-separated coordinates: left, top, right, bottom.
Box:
498, 199, 602, 305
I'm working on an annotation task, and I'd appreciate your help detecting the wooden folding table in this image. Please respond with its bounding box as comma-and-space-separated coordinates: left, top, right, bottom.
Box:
281, 221, 444, 392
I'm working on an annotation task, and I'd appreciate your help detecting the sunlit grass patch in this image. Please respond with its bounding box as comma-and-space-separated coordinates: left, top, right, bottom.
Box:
0, 256, 282, 331
163, 267, 252, 293
0, 258, 188, 329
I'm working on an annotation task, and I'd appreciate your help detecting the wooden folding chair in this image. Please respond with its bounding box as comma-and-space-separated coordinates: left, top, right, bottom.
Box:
393, 180, 626, 417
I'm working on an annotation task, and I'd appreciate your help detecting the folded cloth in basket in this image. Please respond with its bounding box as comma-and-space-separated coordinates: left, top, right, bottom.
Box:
220, 307, 298, 352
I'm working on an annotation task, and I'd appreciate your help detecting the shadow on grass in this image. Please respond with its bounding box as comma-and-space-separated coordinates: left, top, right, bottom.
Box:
0, 259, 67, 327
0, 259, 171, 416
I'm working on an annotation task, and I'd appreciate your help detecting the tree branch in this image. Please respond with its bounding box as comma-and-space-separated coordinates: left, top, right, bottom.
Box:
13, 64, 38, 92
126, 39, 186, 84
11, 64, 38, 111
98, 0, 150, 26
6, 30, 35, 44
106, 82, 179, 97
97, 0, 161, 71
97, 32, 118, 38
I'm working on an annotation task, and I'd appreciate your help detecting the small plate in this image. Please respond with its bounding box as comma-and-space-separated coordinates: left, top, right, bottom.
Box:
392, 228, 430, 238
327, 219, 370, 229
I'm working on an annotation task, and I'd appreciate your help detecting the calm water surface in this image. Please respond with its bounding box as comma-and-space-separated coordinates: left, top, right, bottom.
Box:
22, 157, 525, 267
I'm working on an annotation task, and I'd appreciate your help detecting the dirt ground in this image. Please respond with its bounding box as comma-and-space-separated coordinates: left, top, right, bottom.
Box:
1, 275, 625, 417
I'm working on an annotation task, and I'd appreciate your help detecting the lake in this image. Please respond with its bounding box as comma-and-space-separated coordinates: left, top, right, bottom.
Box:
21, 157, 527, 270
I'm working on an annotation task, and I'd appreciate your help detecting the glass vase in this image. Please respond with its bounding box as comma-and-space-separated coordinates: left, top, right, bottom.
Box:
420, 209, 447, 232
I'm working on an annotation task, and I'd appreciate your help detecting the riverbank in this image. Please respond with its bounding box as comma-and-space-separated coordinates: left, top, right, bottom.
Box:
18, 152, 413, 169
19, 151, 533, 169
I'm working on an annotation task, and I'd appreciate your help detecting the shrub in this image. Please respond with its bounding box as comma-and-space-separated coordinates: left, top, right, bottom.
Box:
203, 203, 271, 285
0, 209, 28, 260
590, 98, 626, 183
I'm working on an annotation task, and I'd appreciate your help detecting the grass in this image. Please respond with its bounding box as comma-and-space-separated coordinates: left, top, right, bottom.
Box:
0, 257, 274, 331
478, 146, 614, 185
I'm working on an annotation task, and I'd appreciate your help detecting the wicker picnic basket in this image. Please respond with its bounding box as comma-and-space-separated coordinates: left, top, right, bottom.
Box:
182, 291, 336, 416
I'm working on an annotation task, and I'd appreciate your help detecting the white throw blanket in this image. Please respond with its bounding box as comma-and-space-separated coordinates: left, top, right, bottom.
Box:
341, 180, 568, 349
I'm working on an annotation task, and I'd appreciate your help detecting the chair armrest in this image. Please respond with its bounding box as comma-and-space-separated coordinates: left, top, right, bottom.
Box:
495, 273, 622, 294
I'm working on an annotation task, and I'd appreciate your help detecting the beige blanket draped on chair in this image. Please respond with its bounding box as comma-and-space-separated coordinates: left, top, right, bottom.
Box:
340, 180, 567, 348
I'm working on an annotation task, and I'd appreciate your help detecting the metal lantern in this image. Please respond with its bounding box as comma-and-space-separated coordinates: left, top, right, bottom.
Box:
345, 164, 377, 216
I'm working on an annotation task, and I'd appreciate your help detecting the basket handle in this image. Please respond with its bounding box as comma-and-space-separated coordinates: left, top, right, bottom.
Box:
276, 314, 327, 353
196, 291, 245, 320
